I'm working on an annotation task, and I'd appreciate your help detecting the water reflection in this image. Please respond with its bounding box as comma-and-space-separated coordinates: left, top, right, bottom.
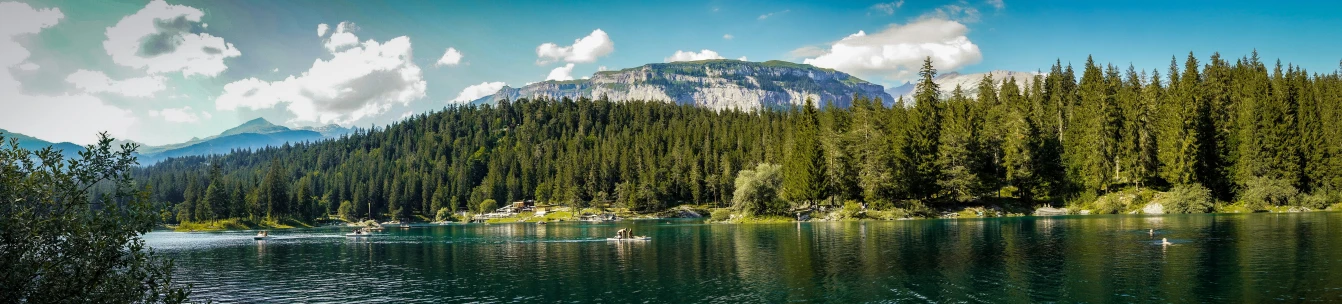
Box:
144, 213, 1342, 303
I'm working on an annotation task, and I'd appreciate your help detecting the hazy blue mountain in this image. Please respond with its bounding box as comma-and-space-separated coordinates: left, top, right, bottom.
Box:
134, 118, 324, 164
0, 128, 85, 160
472, 59, 894, 110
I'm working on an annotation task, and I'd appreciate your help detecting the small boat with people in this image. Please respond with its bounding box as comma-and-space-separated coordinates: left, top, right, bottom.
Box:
345, 228, 373, 237
253, 230, 271, 240
607, 228, 649, 241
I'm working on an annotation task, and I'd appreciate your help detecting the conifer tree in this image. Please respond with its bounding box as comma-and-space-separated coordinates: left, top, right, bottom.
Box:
903, 57, 944, 200
782, 98, 827, 207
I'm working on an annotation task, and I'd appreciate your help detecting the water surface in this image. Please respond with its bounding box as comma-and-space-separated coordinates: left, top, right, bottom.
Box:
145, 213, 1342, 303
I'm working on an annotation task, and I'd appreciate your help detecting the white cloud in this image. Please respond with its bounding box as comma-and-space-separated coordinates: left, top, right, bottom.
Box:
546, 63, 576, 81
536, 29, 613, 64
216, 24, 426, 125
1, 2, 136, 145
148, 106, 201, 123
324, 21, 359, 51
920, 1, 982, 23
758, 9, 789, 20
723, 34, 734, 40
65, 69, 167, 97
435, 47, 462, 66
666, 49, 725, 62
870, 1, 904, 15
102, 0, 241, 77
317, 23, 329, 37
18, 63, 38, 71
799, 18, 982, 81
598, 66, 608, 71
271, 68, 278, 72
738, 56, 748, 61
452, 81, 505, 103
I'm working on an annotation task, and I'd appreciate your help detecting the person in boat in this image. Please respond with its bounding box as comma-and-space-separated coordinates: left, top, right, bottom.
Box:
257, 231, 268, 237
616, 228, 628, 239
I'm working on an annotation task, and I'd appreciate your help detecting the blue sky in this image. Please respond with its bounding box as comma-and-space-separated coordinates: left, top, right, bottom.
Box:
2, 0, 1340, 145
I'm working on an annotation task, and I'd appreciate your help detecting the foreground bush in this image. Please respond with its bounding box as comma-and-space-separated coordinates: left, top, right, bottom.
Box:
1163, 184, 1214, 214
1239, 177, 1297, 211
0, 133, 191, 303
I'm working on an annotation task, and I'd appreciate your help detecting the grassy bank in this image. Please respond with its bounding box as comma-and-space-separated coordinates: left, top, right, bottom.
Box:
168, 218, 313, 232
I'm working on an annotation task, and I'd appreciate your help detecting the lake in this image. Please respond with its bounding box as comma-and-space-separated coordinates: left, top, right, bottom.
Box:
144, 213, 1342, 303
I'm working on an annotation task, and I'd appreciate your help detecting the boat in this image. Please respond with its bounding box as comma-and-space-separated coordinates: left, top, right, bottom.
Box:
607, 228, 648, 241
606, 236, 650, 241
537, 221, 547, 225
253, 231, 271, 240
345, 228, 373, 237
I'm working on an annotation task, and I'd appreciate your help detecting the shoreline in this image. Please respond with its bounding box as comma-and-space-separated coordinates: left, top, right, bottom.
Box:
156, 206, 1340, 232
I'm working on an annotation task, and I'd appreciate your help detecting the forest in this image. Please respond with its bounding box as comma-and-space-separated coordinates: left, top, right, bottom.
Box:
133, 52, 1342, 224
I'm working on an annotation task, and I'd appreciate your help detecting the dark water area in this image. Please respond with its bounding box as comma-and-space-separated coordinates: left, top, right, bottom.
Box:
144, 213, 1342, 303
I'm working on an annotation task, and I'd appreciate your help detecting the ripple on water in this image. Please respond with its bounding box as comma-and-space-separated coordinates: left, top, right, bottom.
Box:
146, 214, 1342, 303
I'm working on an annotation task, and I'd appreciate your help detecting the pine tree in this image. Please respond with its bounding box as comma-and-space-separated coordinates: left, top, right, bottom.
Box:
782, 98, 827, 207
1000, 76, 1041, 201
903, 57, 944, 200
938, 85, 988, 202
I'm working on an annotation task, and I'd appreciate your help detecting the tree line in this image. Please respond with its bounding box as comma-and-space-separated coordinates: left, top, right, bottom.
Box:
134, 52, 1342, 223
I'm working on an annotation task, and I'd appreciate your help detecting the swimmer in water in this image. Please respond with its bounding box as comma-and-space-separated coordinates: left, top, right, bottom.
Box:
1161, 238, 1172, 245
1149, 229, 1154, 236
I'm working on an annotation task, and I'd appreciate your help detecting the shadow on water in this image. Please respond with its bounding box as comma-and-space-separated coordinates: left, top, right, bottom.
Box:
144, 213, 1342, 303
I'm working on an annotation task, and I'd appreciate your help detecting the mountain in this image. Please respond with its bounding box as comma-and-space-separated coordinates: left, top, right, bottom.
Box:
0, 128, 85, 160
297, 124, 353, 138
886, 70, 1044, 102
472, 59, 895, 110
134, 118, 325, 164
220, 117, 291, 137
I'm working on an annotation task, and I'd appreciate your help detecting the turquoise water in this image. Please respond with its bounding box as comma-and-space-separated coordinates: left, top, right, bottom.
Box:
144, 213, 1342, 303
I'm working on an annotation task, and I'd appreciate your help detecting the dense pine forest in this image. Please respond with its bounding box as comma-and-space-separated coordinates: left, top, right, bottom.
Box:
134, 52, 1342, 224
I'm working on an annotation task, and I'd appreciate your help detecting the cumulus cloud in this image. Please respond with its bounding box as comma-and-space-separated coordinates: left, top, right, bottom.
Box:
798, 19, 981, 81
436, 47, 462, 66
546, 63, 576, 81
536, 29, 613, 64
102, 0, 240, 77
870, 1, 904, 15
451, 81, 505, 103
65, 69, 166, 97
666, 49, 725, 62
1, 2, 136, 144
324, 22, 359, 51
758, 9, 789, 20
723, 34, 734, 40
738, 56, 748, 61
18, 63, 39, 71
317, 23, 329, 37
216, 24, 426, 125
148, 106, 201, 123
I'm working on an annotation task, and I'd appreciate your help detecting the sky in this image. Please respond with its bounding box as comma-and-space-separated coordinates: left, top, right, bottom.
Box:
2, 0, 1341, 145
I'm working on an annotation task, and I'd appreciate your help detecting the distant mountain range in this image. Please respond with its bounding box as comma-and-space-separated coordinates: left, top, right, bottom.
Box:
472, 59, 895, 110
886, 70, 1044, 102
1, 118, 353, 165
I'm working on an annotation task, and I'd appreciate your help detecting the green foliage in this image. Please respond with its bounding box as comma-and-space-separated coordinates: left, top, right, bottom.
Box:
733, 163, 784, 216
1239, 177, 1298, 210
709, 209, 732, 222
129, 52, 1342, 219
1163, 184, 1214, 214
0, 133, 190, 303
1296, 191, 1333, 210
478, 199, 499, 214
837, 201, 864, 219
435, 208, 453, 222
338, 200, 356, 221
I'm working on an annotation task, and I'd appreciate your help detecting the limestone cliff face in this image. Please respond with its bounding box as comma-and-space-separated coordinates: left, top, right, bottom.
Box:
472, 60, 893, 110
